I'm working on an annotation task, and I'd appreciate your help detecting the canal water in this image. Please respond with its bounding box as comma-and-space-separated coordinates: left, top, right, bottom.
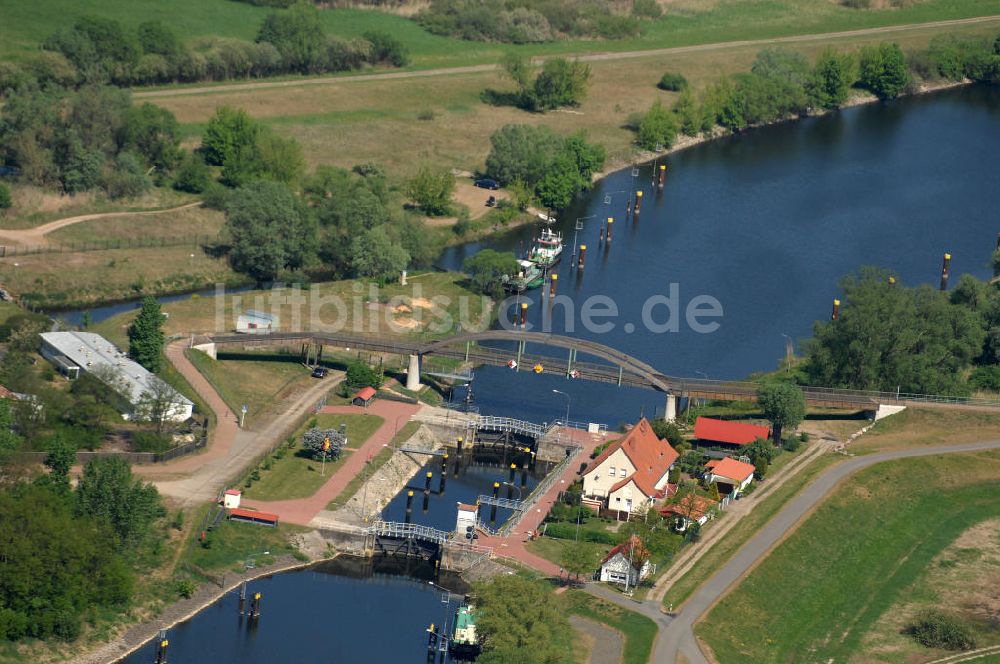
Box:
111, 85, 998, 662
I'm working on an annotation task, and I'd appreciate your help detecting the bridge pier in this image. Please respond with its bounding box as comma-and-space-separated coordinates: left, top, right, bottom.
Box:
406, 354, 422, 391
664, 394, 677, 422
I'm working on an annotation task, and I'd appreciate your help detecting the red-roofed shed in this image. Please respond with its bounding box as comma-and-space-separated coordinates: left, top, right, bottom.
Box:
694, 417, 770, 446
228, 508, 279, 527
352, 386, 377, 407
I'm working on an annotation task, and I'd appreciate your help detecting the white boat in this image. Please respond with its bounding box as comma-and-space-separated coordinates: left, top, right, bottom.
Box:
527, 228, 564, 268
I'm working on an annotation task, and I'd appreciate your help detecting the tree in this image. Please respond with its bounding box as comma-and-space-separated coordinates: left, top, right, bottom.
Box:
201, 106, 259, 167
535, 152, 583, 209
75, 456, 165, 550
809, 48, 855, 110
127, 296, 165, 372
363, 30, 409, 67
406, 165, 454, 216
350, 226, 409, 282
530, 58, 590, 110
256, 2, 326, 73
805, 268, 985, 394
706, 481, 721, 502
756, 381, 806, 445
650, 418, 684, 447
221, 128, 305, 187
560, 541, 597, 582
136, 378, 184, 434
344, 360, 383, 390
42, 432, 76, 492
224, 180, 315, 281
103, 151, 152, 199
473, 576, 574, 664
637, 100, 678, 150
673, 89, 701, 137
464, 249, 519, 298
172, 152, 211, 193
120, 103, 180, 172
0, 183, 10, 211
485, 124, 565, 186
137, 21, 181, 59
859, 42, 910, 100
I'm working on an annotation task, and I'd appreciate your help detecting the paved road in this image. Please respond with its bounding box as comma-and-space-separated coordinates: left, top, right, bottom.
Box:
0, 202, 202, 246
570, 614, 624, 664
134, 16, 1000, 100
580, 439, 1000, 663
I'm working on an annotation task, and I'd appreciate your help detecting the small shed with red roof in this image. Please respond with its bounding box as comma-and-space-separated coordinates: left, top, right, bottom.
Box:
352, 386, 377, 407
228, 507, 279, 527
223, 488, 242, 509
694, 417, 770, 447
705, 457, 756, 496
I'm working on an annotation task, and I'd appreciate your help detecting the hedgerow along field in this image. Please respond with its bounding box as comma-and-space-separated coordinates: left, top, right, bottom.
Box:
695, 450, 1000, 663
1, 0, 998, 68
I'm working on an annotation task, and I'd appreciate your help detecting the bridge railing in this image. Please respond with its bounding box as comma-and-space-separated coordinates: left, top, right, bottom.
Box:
477, 495, 527, 511
476, 415, 549, 438
494, 446, 582, 537
366, 520, 452, 545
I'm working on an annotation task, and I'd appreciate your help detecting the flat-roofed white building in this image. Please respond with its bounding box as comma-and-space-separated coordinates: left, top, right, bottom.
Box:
39, 331, 193, 423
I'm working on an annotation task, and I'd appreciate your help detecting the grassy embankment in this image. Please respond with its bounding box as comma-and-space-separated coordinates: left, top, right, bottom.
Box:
1, 0, 996, 67
696, 448, 1000, 663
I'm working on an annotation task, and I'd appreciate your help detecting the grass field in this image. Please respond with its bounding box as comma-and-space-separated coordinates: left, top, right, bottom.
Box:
324, 419, 420, 510
696, 449, 1000, 663
184, 349, 315, 425
0, 186, 197, 231
46, 205, 224, 244
150, 20, 1000, 181
244, 413, 383, 501
1, 0, 996, 67
185, 513, 308, 574
853, 407, 1000, 453
564, 589, 658, 664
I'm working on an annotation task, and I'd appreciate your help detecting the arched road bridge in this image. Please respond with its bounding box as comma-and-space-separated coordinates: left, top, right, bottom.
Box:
201, 330, 1000, 415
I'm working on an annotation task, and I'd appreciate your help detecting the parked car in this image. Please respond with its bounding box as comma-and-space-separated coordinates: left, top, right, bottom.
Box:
311, 367, 329, 378
474, 178, 500, 190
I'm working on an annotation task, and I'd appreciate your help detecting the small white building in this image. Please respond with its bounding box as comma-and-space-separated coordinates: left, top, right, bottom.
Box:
456, 502, 478, 540
223, 489, 242, 509
236, 309, 278, 335
704, 457, 756, 497
39, 331, 193, 423
599, 535, 652, 587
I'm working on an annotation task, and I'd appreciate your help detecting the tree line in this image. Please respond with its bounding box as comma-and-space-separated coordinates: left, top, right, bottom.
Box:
415, 0, 662, 44
0, 3, 407, 91
632, 34, 1000, 150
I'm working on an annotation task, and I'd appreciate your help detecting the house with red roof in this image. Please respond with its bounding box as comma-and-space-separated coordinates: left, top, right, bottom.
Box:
693, 417, 770, 447
599, 534, 652, 587
660, 493, 718, 531
582, 418, 679, 517
704, 457, 756, 497
352, 386, 377, 407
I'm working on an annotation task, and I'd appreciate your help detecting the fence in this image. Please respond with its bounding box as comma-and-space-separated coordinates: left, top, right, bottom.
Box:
16, 422, 208, 465
0, 235, 216, 258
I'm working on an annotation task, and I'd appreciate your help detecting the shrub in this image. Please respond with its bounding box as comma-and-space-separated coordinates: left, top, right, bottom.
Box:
657, 72, 688, 91
172, 153, 212, 194
175, 579, 197, 598
637, 100, 678, 150
783, 436, 801, 452
132, 431, 172, 453
543, 522, 618, 544
907, 611, 976, 651
859, 42, 910, 100
969, 365, 1000, 391
0, 182, 10, 211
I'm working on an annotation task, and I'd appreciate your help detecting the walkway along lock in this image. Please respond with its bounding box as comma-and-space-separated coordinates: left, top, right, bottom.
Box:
831, 299, 840, 321
940, 252, 951, 290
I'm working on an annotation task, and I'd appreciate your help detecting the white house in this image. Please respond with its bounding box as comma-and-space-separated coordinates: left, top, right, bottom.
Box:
599, 535, 652, 587
456, 502, 478, 540
39, 331, 193, 423
582, 418, 678, 517
704, 457, 756, 497
236, 309, 278, 334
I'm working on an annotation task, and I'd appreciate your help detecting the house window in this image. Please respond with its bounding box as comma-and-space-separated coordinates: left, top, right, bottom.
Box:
609, 466, 616, 476
619, 468, 627, 478
615, 496, 621, 502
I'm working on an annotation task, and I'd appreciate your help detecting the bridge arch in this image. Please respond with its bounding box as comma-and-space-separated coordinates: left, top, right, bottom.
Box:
418, 331, 672, 393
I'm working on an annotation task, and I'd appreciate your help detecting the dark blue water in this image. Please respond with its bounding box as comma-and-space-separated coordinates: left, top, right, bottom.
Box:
439, 84, 1000, 425
117, 86, 999, 662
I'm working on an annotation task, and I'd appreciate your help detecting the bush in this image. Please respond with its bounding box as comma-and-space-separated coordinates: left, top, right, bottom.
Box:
172, 153, 212, 194
783, 436, 801, 452
907, 611, 976, 651
364, 30, 409, 67
637, 100, 678, 150
132, 431, 173, 453
543, 522, 618, 544
657, 72, 688, 91
859, 42, 910, 100
969, 365, 1000, 391
0, 182, 10, 211
175, 579, 197, 599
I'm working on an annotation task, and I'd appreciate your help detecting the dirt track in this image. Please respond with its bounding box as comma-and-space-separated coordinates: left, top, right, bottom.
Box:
0, 202, 203, 246
134, 16, 1000, 100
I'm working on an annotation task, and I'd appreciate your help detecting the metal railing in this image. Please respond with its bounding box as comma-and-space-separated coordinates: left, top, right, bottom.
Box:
477, 495, 528, 511
366, 520, 453, 545
476, 415, 549, 438
491, 446, 583, 537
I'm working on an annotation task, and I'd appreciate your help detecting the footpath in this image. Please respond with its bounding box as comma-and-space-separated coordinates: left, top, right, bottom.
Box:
241, 400, 420, 525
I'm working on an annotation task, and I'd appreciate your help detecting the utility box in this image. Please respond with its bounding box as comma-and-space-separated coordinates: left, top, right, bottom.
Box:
223, 489, 242, 509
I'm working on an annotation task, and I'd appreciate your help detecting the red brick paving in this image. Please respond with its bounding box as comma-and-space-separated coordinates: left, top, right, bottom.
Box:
477, 426, 615, 577
241, 399, 420, 525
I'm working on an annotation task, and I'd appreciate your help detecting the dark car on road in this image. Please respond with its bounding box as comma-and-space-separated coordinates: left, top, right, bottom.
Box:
474, 178, 500, 190
311, 367, 329, 378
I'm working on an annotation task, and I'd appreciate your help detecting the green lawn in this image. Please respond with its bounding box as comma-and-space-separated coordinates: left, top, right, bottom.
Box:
564, 589, 657, 664
663, 452, 838, 610
184, 349, 314, 424
243, 413, 384, 501
185, 513, 309, 574
2, 0, 995, 68
696, 450, 1000, 663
